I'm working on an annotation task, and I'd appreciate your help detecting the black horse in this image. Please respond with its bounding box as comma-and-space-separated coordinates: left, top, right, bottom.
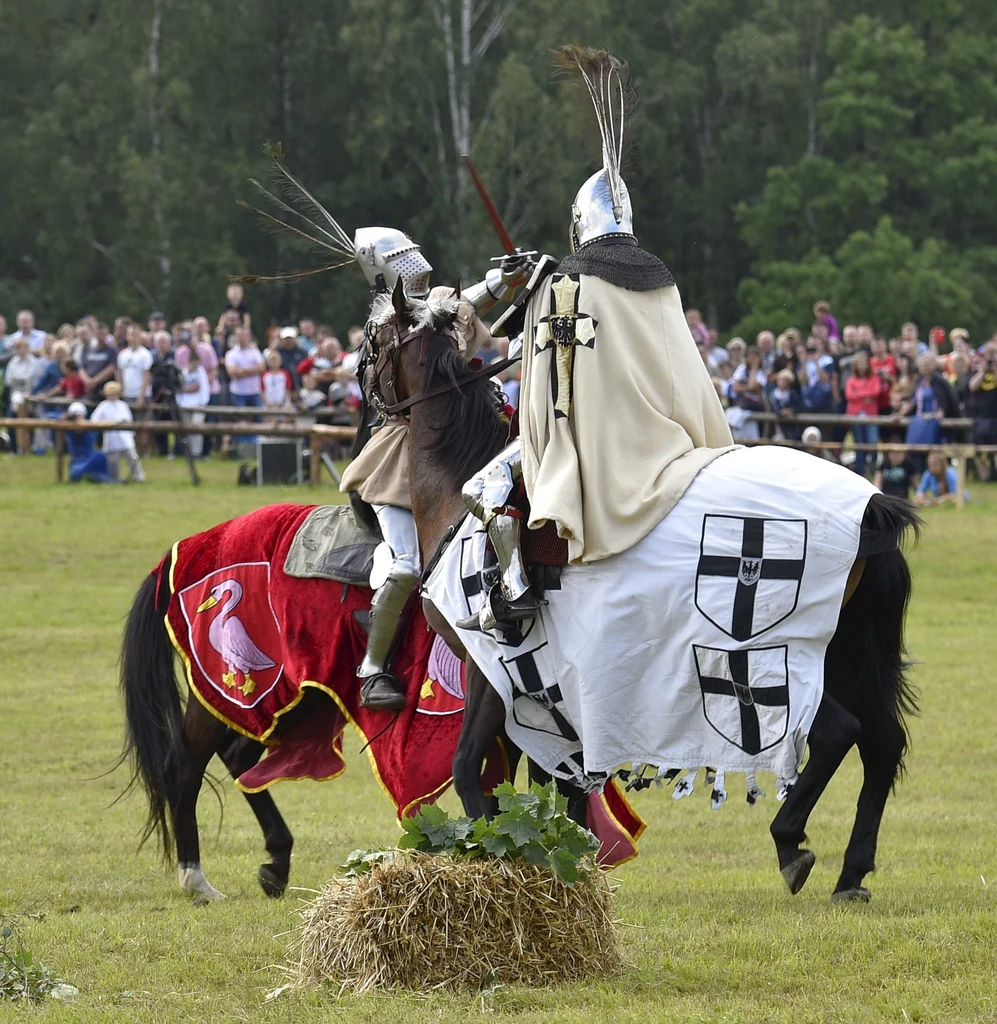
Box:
366, 280, 920, 902
120, 560, 300, 903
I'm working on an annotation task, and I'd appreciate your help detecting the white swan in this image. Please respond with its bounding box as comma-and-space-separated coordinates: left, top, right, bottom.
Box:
197, 580, 276, 693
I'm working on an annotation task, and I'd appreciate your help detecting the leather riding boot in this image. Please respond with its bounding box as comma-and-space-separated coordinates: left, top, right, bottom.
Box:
357, 570, 416, 711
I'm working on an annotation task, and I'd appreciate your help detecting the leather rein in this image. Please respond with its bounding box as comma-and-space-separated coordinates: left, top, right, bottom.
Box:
371, 321, 516, 417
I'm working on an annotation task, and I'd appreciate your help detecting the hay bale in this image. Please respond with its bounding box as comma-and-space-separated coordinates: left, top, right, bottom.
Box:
292, 852, 620, 992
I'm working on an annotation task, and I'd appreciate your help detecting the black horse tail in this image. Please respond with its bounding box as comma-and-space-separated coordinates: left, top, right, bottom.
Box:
831, 493, 922, 784
119, 558, 182, 859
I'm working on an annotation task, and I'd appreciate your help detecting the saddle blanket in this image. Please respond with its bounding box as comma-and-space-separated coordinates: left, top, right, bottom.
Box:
425, 445, 877, 785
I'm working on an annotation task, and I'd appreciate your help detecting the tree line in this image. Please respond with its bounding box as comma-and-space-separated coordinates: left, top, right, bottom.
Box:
3, 0, 997, 341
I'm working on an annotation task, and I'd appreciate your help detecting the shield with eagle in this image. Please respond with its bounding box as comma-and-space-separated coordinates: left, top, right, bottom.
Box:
178, 562, 284, 708
694, 515, 807, 641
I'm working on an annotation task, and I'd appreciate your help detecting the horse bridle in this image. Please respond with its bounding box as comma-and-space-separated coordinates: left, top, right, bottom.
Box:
366, 317, 516, 418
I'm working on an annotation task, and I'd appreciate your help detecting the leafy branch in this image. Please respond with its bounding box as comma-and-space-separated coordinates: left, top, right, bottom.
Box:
344, 782, 600, 886
0, 914, 60, 1002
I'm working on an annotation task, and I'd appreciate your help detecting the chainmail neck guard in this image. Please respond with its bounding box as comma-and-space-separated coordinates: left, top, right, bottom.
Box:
557, 235, 675, 292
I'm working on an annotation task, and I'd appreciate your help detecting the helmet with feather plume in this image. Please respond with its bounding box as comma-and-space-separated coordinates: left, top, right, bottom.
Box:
235, 142, 432, 299
553, 46, 637, 252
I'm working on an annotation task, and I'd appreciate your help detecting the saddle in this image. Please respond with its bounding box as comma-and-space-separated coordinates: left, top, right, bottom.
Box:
506, 409, 570, 570
517, 485, 570, 568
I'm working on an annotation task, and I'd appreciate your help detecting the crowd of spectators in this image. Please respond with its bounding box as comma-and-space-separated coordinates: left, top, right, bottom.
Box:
1, 288, 990, 504
0, 286, 366, 463
692, 300, 987, 501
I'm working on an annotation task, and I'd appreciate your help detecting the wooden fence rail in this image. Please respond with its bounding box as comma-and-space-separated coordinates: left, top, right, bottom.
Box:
4, 414, 993, 505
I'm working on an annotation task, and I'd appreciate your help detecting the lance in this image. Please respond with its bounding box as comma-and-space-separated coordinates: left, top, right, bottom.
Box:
463, 154, 517, 255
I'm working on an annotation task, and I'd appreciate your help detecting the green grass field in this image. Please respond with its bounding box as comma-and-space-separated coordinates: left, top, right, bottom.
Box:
1, 455, 995, 1022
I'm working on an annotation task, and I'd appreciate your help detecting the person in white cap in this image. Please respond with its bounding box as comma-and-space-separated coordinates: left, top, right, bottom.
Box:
64, 401, 118, 483
801, 425, 838, 463
90, 381, 146, 481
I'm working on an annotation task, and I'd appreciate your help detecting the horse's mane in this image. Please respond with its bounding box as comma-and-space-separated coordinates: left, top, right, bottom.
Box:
421, 334, 508, 489
368, 290, 459, 332
366, 289, 507, 488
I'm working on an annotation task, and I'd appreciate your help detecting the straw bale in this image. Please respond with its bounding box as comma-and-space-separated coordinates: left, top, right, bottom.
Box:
292, 852, 620, 992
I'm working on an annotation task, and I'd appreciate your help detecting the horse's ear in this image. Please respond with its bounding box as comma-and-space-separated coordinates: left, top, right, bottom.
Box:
454, 277, 462, 300
392, 275, 407, 318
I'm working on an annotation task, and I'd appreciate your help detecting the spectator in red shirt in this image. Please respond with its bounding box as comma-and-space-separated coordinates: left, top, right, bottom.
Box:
845, 350, 882, 478
50, 358, 85, 400
869, 336, 896, 413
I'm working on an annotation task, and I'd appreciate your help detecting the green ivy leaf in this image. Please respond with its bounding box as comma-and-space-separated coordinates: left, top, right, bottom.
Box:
547, 847, 580, 885
481, 832, 516, 857
493, 817, 543, 849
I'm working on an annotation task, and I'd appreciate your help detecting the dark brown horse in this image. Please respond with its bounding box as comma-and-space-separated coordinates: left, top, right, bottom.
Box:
120, 560, 298, 903
365, 280, 920, 902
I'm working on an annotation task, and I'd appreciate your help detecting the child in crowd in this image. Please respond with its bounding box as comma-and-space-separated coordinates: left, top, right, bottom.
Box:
90, 381, 146, 482
262, 349, 294, 418
54, 358, 85, 400
914, 451, 968, 506
769, 368, 803, 440
176, 351, 210, 458
875, 449, 918, 498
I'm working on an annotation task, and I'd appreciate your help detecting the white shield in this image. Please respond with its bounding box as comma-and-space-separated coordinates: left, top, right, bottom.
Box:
695, 515, 807, 641
694, 644, 790, 755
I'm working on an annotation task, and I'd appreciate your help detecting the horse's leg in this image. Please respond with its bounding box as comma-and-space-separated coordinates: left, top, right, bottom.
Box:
770, 693, 862, 895
216, 732, 294, 899
828, 538, 916, 902
830, 719, 905, 902
171, 699, 229, 904
452, 660, 506, 820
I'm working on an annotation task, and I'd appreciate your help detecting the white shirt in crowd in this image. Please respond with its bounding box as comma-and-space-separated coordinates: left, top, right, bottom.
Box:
262, 368, 290, 407
4, 352, 42, 398
177, 365, 210, 408
117, 345, 154, 399
90, 398, 137, 452
732, 364, 767, 388
225, 345, 265, 396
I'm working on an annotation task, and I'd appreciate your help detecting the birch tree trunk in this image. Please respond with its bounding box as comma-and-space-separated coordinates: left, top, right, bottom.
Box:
430, 0, 516, 274
148, 0, 171, 311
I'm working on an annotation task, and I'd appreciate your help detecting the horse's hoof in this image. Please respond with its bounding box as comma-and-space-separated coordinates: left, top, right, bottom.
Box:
831, 886, 871, 904
780, 850, 816, 895
258, 864, 287, 899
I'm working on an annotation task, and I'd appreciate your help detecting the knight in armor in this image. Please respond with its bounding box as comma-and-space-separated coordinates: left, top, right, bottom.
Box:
238, 146, 532, 709
339, 230, 532, 709
458, 47, 734, 630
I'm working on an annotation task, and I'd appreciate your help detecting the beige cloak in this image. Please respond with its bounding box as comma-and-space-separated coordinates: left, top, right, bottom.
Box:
519, 273, 735, 564
340, 287, 490, 509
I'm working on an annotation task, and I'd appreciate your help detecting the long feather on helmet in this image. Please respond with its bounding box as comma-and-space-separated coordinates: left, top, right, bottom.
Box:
234, 141, 356, 283
552, 45, 636, 224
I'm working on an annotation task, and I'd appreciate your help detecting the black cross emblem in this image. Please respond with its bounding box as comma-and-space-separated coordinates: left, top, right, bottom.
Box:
696, 517, 806, 641
698, 649, 789, 755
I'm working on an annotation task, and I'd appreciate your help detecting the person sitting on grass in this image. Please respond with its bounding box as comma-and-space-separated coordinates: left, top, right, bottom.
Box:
64, 401, 118, 484
914, 451, 968, 507
875, 448, 918, 499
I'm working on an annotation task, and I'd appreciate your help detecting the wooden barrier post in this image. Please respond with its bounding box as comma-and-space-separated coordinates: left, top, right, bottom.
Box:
310, 426, 322, 487
949, 444, 974, 510
55, 428, 64, 483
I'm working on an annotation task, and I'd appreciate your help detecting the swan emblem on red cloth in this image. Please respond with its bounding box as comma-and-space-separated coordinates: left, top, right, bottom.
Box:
197, 579, 277, 696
